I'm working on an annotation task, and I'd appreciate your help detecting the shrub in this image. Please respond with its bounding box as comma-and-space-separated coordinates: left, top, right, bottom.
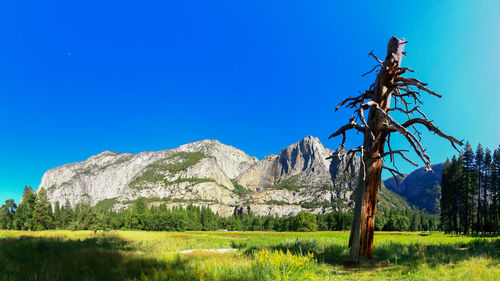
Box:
292, 212, 317, 232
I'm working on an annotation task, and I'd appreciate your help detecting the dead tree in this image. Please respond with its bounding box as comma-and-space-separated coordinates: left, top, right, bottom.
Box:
329, 36, 463, 262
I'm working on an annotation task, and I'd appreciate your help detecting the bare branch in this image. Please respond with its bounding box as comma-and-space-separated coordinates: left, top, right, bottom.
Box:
363, 101, 433, 170
379, 150, 418, 167
395, 90, 423, 105
355, 108, 375, 141
359, 100, 380, 111
401, 118, 464, 152
387, 134, 395, 164
327, 146, 363, 175
345, 147, 362, 172
361, 64, 381, 77
395, 67, 414, 76
415, 108, 429, 120
368, 50, 383, 64
335, 91, 372, 112
387, 123, 432, 170
382, 165, 405, 185
328, 120, 367, 146
394, 77, 443, 98
405, 104, 423, 140
389, 103, 428, 139
388, 105, 421, 115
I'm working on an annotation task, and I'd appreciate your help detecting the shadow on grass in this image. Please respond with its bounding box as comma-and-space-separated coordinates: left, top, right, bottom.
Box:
0, 234, 172, 281
233, 237, 500, 269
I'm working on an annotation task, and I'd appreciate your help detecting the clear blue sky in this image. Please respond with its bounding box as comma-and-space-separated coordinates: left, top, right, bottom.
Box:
1, 0, 499, 203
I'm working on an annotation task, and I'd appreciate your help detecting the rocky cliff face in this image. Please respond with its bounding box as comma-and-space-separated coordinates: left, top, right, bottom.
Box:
38, 136, 405, 217
40, 140, 257, 216
236, 136, 348, 190
384, 163, 443, 214
235, 136, 361, 216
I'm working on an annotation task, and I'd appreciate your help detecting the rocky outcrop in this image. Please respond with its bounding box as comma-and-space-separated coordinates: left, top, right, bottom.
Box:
38, 136, 408, 217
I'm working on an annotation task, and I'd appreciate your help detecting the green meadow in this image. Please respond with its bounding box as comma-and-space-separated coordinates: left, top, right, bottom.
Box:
0, 230, 498, 281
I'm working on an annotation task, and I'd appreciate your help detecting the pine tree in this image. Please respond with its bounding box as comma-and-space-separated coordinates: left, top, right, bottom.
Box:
130, 198, 147, 229
440, 159, 452, 233
0, 199, 17, 230
475, 144, 484, 233
201, 206, 217, 230
451, 155, 464, 233
462, 142, 475, 234
53, 201, 62, 229
483, 148, 492, 232
32, 187, 55, 230
61, 200, 73, 228
13, 186, 37, 230
493, 147, 500, 232
410, 211, 421, 232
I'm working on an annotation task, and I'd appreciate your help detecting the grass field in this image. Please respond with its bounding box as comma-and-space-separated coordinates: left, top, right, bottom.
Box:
0, 230, 499, 280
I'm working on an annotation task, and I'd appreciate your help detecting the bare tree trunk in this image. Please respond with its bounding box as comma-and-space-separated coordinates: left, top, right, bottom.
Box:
351, 121, 387, 260
350, 158, 383, 261
348, 166, 365, 261
349, 37, 403, 261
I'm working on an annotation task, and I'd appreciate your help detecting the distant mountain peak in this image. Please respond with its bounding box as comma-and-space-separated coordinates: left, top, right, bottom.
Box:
90, 150, 122, 158
188, 139, 221, 145
300, 135, 320, 142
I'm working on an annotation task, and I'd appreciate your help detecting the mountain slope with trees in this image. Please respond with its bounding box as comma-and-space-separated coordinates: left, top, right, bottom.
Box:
384, 164, 443, 214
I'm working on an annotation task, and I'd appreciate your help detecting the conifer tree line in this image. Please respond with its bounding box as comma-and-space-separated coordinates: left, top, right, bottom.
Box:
1, 186, 438, 232
440, 142, 500, 234
0, 186, 54, 230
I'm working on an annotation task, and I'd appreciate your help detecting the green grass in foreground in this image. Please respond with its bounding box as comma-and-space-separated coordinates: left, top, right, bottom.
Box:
0, 230, 498, 280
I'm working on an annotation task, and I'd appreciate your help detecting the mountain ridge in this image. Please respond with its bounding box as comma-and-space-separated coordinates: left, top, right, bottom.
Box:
38, 136, 411, 217
384, 163, 444, 214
